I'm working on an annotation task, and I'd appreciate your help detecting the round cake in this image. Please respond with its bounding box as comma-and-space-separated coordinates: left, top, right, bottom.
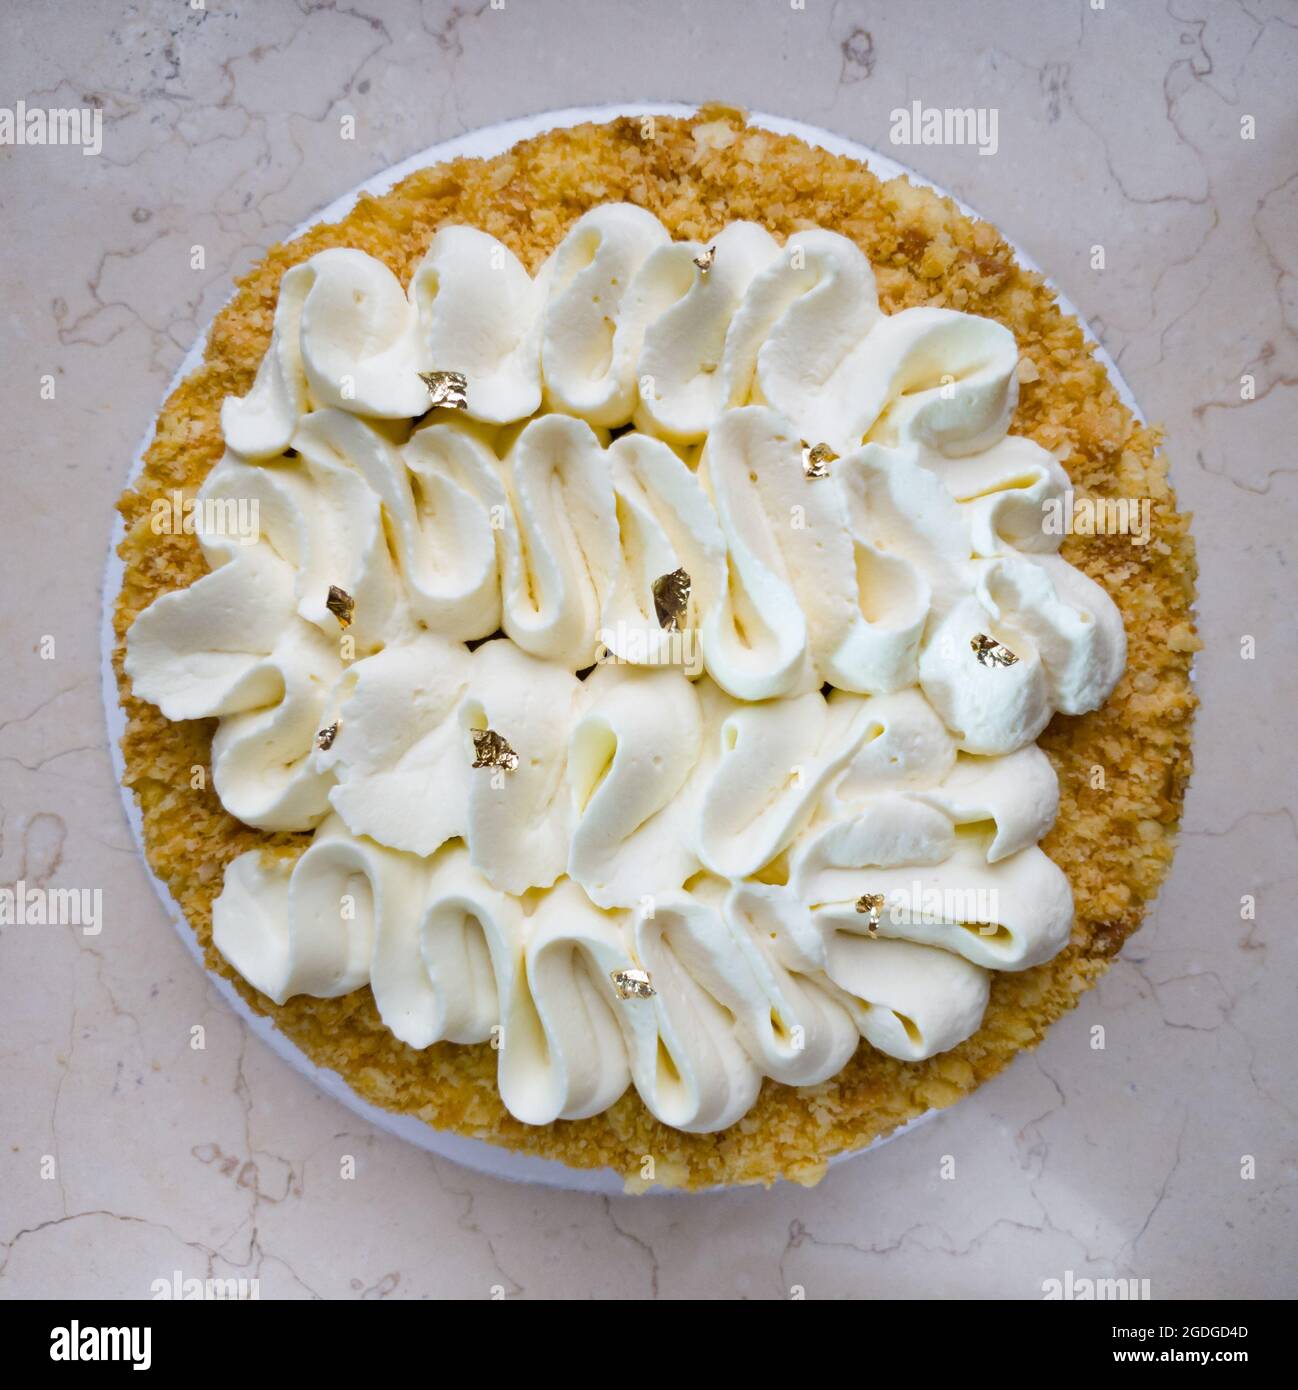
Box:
112, 105, 1198, 1190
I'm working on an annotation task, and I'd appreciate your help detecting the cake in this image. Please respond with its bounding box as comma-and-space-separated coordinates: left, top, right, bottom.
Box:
112, 106, 1198, 1190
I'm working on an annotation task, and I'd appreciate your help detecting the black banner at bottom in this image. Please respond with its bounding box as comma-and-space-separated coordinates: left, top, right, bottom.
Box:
0, 1296, 1281, 1372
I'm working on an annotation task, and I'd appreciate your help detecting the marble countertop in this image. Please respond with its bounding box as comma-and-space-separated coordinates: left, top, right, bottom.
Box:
2, 0, 1294, 1300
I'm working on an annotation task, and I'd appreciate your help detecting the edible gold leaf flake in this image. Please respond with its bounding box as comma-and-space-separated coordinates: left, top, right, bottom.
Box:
801, 440, 838, 479
611, 968, 656, 1000
326, 585, 355, 629
471, 728, 519, 772
971, 633, 1019, 667
692, 245, 716, 274
418, 370, 469, 411
652, 567, 692, 632
315, 722, 339, 751
855, 892, 885, 937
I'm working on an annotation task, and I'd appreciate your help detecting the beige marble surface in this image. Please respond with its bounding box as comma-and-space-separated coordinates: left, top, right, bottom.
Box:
2, 0, 1295, 1300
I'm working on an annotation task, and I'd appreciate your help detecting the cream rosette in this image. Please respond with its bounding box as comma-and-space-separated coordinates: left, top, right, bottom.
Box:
128, 202, 1129, 1135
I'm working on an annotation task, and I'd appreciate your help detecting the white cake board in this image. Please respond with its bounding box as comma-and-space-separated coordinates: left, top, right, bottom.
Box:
100, 104, 1144, 1195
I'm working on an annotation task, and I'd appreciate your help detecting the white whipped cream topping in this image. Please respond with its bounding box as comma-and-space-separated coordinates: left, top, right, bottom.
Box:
410, 226, 548, 425
128, 203, 1127, 1135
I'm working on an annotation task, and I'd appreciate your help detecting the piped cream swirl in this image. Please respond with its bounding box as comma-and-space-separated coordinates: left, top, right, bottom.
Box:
128, 202, 1128, 1136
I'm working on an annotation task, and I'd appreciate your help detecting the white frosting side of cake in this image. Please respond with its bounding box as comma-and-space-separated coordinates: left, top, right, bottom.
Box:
126, 204, 1126, 1134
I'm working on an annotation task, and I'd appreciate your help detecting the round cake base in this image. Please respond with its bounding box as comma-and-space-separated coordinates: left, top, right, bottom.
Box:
106, 103, 1196, 1191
